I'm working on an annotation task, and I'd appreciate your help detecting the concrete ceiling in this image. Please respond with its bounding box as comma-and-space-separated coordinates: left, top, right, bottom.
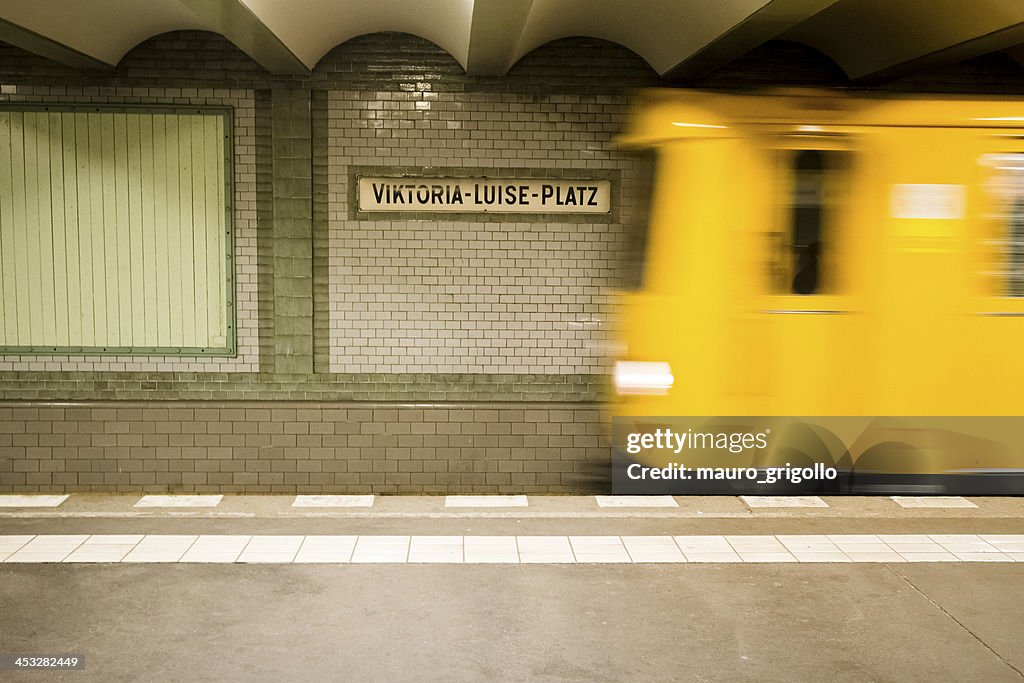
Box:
1, 0, 1022, 79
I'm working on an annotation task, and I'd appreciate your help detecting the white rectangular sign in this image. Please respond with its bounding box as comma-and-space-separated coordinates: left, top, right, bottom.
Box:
890, 183, 966, 220
358, 177, 611, 213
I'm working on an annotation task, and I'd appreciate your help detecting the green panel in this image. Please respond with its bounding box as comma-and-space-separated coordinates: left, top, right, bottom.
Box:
152, 114, 170, 346
126, 114, 145, 345
62, 113, 82, 347
87, 112, 107, 343
0, 112, 10, 343
113, 112, 132, 346
10, 112, 28, 342
48, 112, 69, 347
139, 115, 157, 346
23, 113, 42, 344
33, 113, 57, 344
191, 115, 209, 346
176, 114, 196, 348
77, 113, 95, 345
0, 104, 235, 355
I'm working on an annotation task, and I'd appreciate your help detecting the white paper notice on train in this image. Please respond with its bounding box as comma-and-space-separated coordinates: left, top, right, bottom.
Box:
358, 177, 611, 213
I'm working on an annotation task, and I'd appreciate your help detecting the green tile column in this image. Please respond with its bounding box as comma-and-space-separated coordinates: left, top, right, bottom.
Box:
271, 88, 313, 375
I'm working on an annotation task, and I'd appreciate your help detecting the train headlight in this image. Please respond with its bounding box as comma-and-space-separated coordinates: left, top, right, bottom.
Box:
613, 361, 674, 395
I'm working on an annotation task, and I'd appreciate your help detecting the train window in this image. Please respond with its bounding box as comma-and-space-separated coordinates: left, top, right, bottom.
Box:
980, 153, 1024, 297
773, 149, 850, 295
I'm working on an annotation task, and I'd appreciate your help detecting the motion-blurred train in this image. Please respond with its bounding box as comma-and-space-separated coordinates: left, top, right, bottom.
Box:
611, 89, 1024, 494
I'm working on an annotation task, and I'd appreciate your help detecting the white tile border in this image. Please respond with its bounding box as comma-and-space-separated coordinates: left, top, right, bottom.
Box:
891, 496, 978, 509
179, 535, 251, 563
740, 496, 828, 508
0, 495, 69, 508
595, 496, 678, 508
2, 534, 1017, 564
134, 495, 224, 508
444, 495, 529, 508
292, 495, 375, 508
294, 536, 358, 563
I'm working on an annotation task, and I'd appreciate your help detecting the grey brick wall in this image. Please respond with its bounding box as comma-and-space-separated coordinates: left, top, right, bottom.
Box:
0, 402, 606, 494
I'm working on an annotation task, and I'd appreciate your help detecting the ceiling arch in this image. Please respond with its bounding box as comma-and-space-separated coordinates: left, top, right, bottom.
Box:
1, 0, 1022, 82
239, 0, 474, 70
510, 0, 772, 76
0, 0, 204, 67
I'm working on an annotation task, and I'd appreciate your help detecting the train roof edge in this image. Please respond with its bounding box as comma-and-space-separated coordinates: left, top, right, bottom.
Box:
617, 87, 1024, 147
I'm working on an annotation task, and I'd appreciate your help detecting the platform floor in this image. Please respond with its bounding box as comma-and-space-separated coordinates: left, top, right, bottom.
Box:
2, 495, 1023, 681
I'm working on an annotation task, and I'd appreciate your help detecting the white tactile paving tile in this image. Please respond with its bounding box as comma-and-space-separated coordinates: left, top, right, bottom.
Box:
0, 494, 69, 507
517, 536, 575, 563
949, 552, 1013, 562
122, 535, 198, 563
408, 536, 464, 563
569, 536, 631, 563
674, 536, 733, 553
981, 535, 1024, 552
777, 535, 842, 552
739, 552, 800, 563
351, 536, 410, 563
928, 535, 1000, 553
1, 534, 1021, 564
0, 535, 34, 561
879, 535, 934, 545
6, 535, 89, 563
594, 496, 678, 508
134, 495, 223, 508
792, 551, 851, 563
827, 536, 888, 554
621, 536, 686, 563
727, 536, 789, 554
463, 536, 519, 564
237, 536, 304, 563
845, 551, 906, 563
891, 496, 978, 508
444, 495, 528, 508
292, 495, 374, 508
293, 536, 358, 563
683, 552, 743, 563
64, 535, 144, 563
899, 552, 959, 562
885, 541, 946, 554
777, 536, 849, 562
179, 535, 252, 563
740, 496, 828, 508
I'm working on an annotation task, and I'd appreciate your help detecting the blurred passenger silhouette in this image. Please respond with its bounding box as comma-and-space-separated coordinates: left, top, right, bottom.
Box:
792, 241, 820, 295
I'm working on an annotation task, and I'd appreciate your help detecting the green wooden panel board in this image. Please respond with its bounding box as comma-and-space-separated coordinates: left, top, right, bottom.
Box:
11, 112, 29, 342
0, 105, 234, 354
0, 112, 10, 344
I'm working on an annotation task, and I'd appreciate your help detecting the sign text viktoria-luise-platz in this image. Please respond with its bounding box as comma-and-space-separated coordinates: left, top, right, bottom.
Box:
357, 177, 611, 213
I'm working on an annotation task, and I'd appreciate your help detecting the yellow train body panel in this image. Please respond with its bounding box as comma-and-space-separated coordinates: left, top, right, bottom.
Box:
613, 89, 1024, 491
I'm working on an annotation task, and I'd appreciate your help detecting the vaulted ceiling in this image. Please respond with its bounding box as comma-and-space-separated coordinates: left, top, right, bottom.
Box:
1, 0, 1022, 80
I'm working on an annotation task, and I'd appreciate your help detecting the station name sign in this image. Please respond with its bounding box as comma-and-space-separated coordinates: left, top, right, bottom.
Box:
357, 177, 611, 214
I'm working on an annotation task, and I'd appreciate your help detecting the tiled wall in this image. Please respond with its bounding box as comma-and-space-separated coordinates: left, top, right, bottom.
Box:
326, 90, 640, 374
0, 86, 260, 373
0, 402, 605, 494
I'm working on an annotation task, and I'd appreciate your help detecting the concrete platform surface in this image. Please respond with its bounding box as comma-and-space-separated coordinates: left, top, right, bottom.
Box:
1, 495, 1022, 681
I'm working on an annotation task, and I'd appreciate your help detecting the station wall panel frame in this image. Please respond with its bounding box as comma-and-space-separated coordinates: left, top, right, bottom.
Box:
0, 104, 235, 356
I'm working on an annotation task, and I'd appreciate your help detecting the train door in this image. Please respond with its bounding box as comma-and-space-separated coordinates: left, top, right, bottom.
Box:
964, 136, 1024, 414
871, 126, 974, 414
749, 133, 872, 416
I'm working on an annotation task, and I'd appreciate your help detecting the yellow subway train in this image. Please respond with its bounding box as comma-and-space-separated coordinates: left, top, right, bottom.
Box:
611, 89, 1024, 494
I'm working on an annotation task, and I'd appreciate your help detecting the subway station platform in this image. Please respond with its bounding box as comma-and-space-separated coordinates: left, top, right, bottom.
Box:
3, 494, 1024, 681
3, 494, 1023, 564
